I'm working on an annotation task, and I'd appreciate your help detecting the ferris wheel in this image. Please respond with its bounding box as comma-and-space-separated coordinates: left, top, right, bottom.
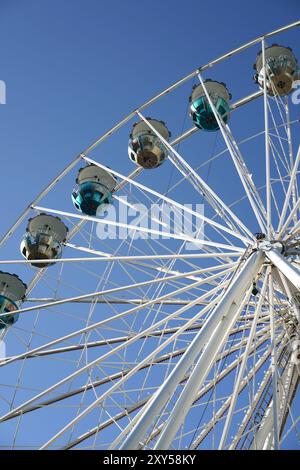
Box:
0, 20, 300, 450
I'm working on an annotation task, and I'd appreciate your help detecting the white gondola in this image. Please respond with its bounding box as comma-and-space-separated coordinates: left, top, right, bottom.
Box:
189, 79, 232, 131
0, 271, 26, 329
254, 44, 298, 96
20, 214, 68, 268
72, 164, 117, 216
128, 118, 171, 169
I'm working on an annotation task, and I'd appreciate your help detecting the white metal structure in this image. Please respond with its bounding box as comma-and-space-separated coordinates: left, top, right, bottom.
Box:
0, 21, 300, 450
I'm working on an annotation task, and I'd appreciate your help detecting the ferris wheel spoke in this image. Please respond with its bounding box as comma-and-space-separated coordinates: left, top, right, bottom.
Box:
37, 286, 262, 449
284, 219, 300, 243
114, 181, 247, 266
38, 290, 229, 449
81, 210, 219, 279
65, 397, 150, 450
65, 240, 241, 271
218, 268, 269, 448
277, 271, 300, 323
32, 202, 248, 251
0, 261, 236, 322
278, 199, 300, 239
270, 270, 280, 449
226, 123, 268, 222
136, 111, 253, 241
192, 330, 287, 449
118, 251, 264, 450
277, 362, 300, 443
153, 288, 257, 449
229, 365, 273, 449
261, 38, 273, 239
0, 278, 231, 425
268, 139, 289, 197
279, 373, 300, 446
248, 359, 292, 448
265, 246, 300, 291
189, 345, 274, 445
277, 145, 300, 234
82, 154, 252, 245
1, 283, 228, 445
21, 319, 276, 379
126, 325, 275, 450
62, 244, 239, 282
0, 267, 233, 372
0, 20, 299, 450
267, 102, 291, 174
197, 73, 268, 234
280, 416, 300, 448
3, 346, 197, 425
242, 272, 300, 449
2, 317, 272, 366
61, 325, 272, 450
169, 119, 300, 212
284, 98, 299, 216
69, 218, 211, 277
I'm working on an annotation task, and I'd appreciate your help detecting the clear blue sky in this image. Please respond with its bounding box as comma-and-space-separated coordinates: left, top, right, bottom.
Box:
0, 0, 299, 227
0, 0, 300, 449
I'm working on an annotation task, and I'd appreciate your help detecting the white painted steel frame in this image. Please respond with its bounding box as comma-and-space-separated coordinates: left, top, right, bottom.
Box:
0, 20, 299, 450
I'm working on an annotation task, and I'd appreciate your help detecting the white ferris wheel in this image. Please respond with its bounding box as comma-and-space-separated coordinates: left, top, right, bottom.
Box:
0, 20, 300, 450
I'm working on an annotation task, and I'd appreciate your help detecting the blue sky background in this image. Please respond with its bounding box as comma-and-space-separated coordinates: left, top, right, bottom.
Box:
0, 0, 299, 226
0, 0, 300, 449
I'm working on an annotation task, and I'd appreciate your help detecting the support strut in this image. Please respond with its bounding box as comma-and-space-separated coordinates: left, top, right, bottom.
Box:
121, 250, 264, 449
